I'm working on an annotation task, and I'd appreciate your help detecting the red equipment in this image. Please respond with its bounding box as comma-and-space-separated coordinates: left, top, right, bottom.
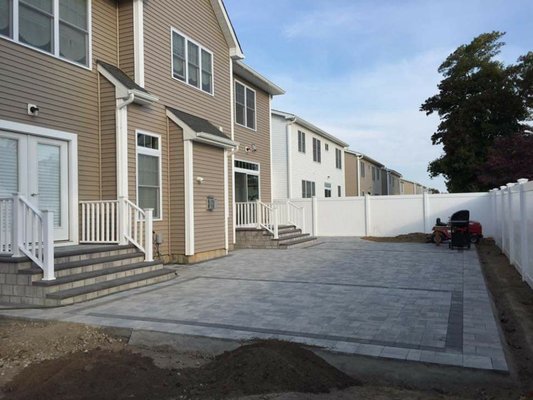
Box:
431, 215, 483, 246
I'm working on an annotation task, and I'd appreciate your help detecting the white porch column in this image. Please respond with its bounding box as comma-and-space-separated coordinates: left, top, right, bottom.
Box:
224, 149, 229, 252
184, 140, 195, 256
11, 193, 21, 257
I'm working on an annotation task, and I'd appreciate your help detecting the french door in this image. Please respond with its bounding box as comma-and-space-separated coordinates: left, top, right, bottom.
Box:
0, 131, 69, 241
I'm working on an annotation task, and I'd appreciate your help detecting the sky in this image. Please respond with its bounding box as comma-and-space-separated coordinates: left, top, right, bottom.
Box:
224, 0, 533, 192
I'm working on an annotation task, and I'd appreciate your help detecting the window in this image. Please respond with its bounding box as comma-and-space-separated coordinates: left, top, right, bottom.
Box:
312, 138, 321, 163
338, 185, 342, 197
301, 180, 315, 198
172, 29, 213, 94
298, 130, 305, 153
235, 160, 259, 171
137, 132, 161, 219
235, 81, 256, 130
361, 162, 365, 177
372, 166, 375, 181
324, 183, 331, 198
1, 0, 90, 67
325, 143, 329, 151
335, 148, 342, 169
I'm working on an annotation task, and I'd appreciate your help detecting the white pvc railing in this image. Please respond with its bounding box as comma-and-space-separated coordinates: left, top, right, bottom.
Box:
257, 201, 279, 239
287, 201, 305, 232
0, 197, 13, 254
80, 198, 153, 262
80, 200, 118, 243
491, 179, 532, 288
12, 193, 55, 280
235, 202, 257, 227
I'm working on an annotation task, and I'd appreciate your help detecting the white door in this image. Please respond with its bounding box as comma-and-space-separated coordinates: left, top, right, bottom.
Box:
0, 132, 70, 241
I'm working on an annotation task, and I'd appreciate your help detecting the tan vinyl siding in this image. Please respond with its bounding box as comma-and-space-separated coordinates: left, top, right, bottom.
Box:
344, 152, 358, 196
193, 143, 225, 253
99, 75, 117, 200
143, 0, 232, 135
233, 76, 271, 202
0, 0, 118, 202
168, 122, 185, 255
118, 0, 135, 79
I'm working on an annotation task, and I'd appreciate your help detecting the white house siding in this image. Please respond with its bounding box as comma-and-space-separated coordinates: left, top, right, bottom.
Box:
271, 115, 289, 199
272, 114, 345, 200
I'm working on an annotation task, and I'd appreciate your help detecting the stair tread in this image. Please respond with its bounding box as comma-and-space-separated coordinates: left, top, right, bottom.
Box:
33, 261, 161, 286
46, 269, 176, 300
276, 233, 310, 241
19, 252, 144, 275
279, 236, 317, 246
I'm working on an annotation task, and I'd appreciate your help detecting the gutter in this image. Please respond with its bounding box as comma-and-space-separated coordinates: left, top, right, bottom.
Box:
285, 116, 297, 199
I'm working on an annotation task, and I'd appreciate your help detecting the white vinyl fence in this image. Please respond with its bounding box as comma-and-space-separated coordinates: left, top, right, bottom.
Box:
491, 179, 533, 287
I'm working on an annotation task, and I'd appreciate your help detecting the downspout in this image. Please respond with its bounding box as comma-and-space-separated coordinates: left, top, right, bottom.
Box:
286, 116, 297, 199
116, 92, 135, 245
356, 154, 363, 197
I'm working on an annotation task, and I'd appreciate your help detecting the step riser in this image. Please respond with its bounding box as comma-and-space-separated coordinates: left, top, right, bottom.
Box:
41, 264, 164, 294
264, 230, 302, 238
34, 254, 147, 281
54, 247, 138, 264
47, 272, 175, 306
280, 239, 317, 249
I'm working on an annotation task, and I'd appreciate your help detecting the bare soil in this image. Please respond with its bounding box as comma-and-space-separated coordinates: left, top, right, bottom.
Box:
477, 239, 533, 396
1, 238, 533, 400
362, 232, 430, 243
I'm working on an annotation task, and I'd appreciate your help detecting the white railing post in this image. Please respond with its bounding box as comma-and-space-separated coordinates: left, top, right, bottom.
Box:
364, 193, 371, 236
423, 192, 430, 233
11, 193, 21, 257
118, 196, 127, 245
518, 179, 529, 281
41, 210, 55, 281
273, 206, 279, 239
506, 183, 515, 264
311, 196, 318, 237
144, 208, 153, 262
255, 200, 261, 229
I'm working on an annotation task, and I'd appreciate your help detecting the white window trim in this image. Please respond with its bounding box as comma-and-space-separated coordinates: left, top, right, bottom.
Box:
170, 27, 215, 96
0, 0, 92, 70
135, 130, 163, 221
234, 159, 260, 201
297, 130, 305, 153
234, 79, 257, 131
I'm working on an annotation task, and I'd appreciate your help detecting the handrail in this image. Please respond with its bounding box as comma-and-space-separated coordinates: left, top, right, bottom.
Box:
80, 200, 119, 243
256, 201, 279, 239
12, 193, 55, 280
287, 201, 305, 232
122, 198, 153, 261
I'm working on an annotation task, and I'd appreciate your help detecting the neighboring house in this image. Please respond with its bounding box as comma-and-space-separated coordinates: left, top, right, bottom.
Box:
271, 110, 348, 200
232, 61, 285, 205
344, 150, 384, 196
382, 169, 403, 195
0, 0, 287, 306
400, 179, 428, 195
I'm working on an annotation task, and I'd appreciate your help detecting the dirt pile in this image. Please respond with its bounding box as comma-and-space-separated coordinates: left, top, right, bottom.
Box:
0, 319, 124, 387
3, 340, 358, 400
362, 233, 430, 243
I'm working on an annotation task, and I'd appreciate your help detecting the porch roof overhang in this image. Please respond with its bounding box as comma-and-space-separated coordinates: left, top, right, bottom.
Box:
97, 61, 158, 106
166, 107, 238, 149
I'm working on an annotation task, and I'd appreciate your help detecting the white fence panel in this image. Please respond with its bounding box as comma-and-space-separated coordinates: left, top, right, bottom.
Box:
525, 183, 533, 286
282, 199, 313, 235
370, 196, 424, 236
316, 198, 366, 237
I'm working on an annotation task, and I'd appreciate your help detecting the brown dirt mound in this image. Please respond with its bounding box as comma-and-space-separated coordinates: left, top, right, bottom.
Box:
4, 340, 358, 400
362, 233, 430, 243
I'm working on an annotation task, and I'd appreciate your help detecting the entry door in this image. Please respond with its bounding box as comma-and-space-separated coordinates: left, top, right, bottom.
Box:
0, 132, 69, 241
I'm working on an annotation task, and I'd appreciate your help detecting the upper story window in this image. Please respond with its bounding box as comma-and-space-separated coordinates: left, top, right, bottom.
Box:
297, 130, 305, 153
361, 162, 365, 177
335, 148, 342, 169
235, 80, 256, 130
312, 138, 321, 163
0, 0, 90, 67
302, 180, 315, 198
172, 28, 213, 95
325, 143, 329, 151
324, 182, 331, 198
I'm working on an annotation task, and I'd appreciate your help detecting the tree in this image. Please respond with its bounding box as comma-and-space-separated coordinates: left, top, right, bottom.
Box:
478, 134, 533, 187
421, 32, 531, 192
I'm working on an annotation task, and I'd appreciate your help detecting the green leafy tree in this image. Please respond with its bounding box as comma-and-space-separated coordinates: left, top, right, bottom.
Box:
421, 32, 531, 192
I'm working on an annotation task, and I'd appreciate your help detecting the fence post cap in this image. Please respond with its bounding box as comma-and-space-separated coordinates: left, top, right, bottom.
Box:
506, 183, 515, 188
517, 178, 529, 184
500, 186, 507, 190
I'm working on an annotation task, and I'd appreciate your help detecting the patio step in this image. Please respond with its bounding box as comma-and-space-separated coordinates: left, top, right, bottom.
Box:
236, 225, 317, 249
279, 235, 318, 249
45, 268, 177, 306
19, 252, 146, 279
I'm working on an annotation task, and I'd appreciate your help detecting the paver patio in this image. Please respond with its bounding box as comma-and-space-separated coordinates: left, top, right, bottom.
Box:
0, 238, 507, 371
